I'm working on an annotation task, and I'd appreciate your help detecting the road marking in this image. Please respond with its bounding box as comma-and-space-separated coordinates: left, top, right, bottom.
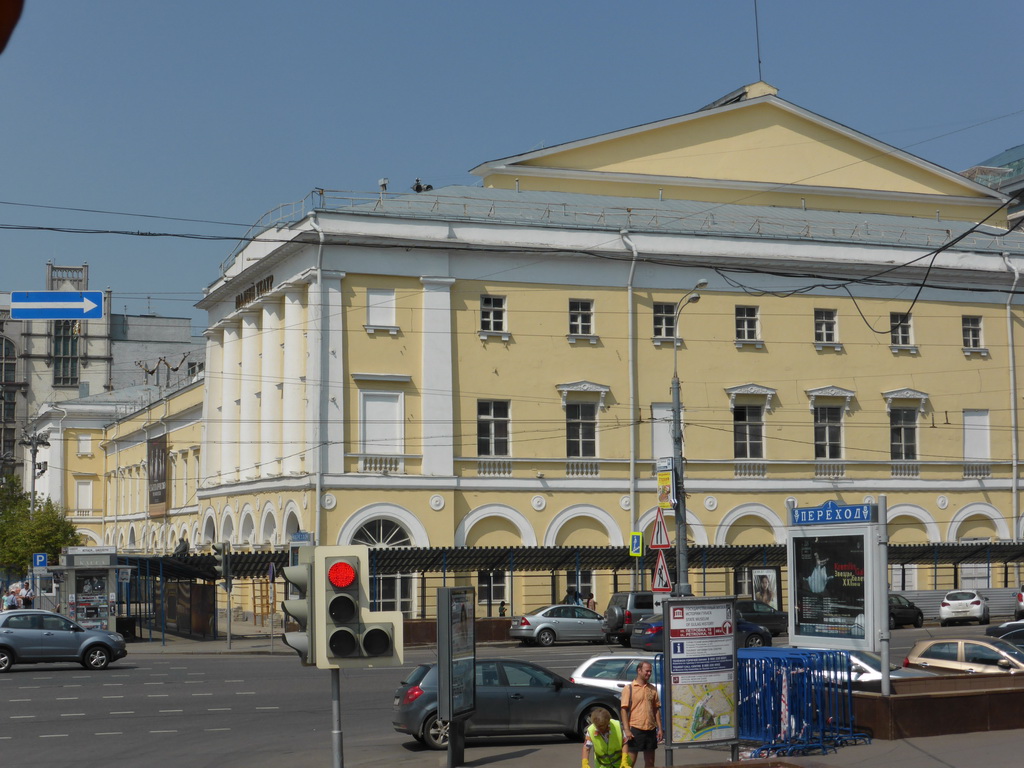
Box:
187, 672, 206, 676
144, 682, 165, 686
170, 666, 187, 670
150, 730, 178, 734
39, 734, 68, 738
11, 715, 35, 719
207, 708, 231, 712
9, 698, 31, 702
235, 691, 256, 695
62, 685, 83, 688
109, 711, 135, 715
205, 728, 231, 732
18, 686, 41, 689
191, 693, 213, 697
159, 709, 183, 713
56, 697, 80, 701
150, 673, 169, 677
95, 732, 123, 736
103, 683, 124, 687
61, 713, 86, 717
102, 696, 124, 699
184, 681, 204, 685
147, 694, 170, 698
255, 706, 279, 710
31, 676, 53, 680
224, 679, 244, 682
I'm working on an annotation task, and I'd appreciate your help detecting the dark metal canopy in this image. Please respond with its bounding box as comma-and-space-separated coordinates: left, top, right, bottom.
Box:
117, 541, 1024, 581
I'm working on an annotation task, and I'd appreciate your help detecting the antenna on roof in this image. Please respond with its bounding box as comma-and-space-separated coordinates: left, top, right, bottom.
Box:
754, 0, 764, 81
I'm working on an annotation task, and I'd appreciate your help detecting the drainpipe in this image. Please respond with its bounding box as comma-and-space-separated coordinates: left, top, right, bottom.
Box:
1002, 252, 1020, 584
309, 213, 326, 547
620, 230, 640, 591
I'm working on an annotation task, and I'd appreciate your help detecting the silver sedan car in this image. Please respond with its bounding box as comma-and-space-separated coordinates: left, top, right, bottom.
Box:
509, 604, 607, 646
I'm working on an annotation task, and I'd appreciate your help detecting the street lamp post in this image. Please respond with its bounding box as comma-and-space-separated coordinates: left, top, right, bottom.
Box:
671, 279, 707, 597
19, 430, 50, 517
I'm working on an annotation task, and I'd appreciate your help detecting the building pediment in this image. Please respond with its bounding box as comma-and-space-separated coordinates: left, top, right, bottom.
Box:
556, 380, 610, 410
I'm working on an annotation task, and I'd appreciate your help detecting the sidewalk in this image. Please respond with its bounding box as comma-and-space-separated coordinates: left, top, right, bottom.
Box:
123, 622, 1021, 767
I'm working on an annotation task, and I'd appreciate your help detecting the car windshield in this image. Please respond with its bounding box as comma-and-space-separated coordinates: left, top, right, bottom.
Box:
989, 639, 1024, 664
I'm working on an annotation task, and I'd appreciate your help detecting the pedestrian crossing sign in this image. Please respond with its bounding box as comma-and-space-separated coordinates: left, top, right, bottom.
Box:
629, 532, 643, 557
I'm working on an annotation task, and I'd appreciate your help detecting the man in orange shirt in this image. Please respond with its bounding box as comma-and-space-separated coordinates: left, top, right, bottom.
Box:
619, 660, 662, 767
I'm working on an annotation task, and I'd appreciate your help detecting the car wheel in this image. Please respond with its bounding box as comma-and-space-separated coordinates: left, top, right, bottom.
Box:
980, 615, 990, 626
82, 646, 111, 671
940, 619, 948, 627
889, 614, 896, 630
745, 633, 765, 648
618, 635, 631, 648
537, 628, 556, 647
578, 705, 614, 739
914, 613, 924, 629
0, 648, 12, 673
422, 714, 450, 750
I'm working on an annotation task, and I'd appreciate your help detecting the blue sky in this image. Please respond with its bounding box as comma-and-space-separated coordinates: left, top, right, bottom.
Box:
1, 1, 1020, 332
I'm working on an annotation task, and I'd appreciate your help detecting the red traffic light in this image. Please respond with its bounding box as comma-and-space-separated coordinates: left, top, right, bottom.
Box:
328, 561, 357, 589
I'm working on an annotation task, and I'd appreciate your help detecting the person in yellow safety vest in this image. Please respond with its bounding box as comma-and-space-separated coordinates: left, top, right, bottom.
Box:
581, 708, 630, 768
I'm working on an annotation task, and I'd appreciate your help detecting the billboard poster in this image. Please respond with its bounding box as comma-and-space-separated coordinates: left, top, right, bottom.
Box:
147, 434, 168, 517
657, 470, 675, 510
69, 571, 111, 631
438, 586, 476, 720
792, 533, 867, 641
665, 598, 738, 748
750, 567, 780, 611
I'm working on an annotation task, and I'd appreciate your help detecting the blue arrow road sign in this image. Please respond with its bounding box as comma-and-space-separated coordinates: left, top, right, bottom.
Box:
32, 553, 48, 568
11, 291, 104, 320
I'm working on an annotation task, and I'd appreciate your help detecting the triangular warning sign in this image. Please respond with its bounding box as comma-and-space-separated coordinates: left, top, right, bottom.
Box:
650, 508, 672, 549
652, 550, 673, 592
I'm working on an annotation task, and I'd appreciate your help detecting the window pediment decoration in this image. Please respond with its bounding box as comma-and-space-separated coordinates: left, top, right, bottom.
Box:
556, 380, 610, 410
724, 383, 776, 412
882, 388, 929, 414
805, 386, 855, 413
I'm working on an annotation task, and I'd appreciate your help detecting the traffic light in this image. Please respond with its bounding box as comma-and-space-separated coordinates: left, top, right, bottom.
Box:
212, 541, 232, 592
314, 545, 404, 670
281, 547, 316, 665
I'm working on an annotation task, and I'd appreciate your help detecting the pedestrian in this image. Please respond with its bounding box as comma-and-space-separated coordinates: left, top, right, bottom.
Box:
498, 600, 507, 617
564, 587, 582, 606
586, 592, 597, 611
581, 706, 628, 768
21, 581, 33, 609
3, 588, 17, 611
620, 660, 662, 767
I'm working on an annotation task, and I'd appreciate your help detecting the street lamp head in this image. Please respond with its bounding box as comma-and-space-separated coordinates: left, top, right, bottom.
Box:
696, 278, 709, 289
686, 293, 701, 305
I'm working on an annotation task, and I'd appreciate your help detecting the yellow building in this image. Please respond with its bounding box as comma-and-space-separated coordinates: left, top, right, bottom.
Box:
62, 83, 1024, 616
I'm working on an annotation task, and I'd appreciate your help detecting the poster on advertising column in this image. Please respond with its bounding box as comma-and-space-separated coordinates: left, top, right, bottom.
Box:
664, 597, 738, 749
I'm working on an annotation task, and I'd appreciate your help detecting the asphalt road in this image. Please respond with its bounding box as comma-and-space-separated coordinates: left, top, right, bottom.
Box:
0, 621, 1001, 768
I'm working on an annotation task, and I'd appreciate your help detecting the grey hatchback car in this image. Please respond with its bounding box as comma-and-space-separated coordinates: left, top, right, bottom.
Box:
0, 609, 128, 672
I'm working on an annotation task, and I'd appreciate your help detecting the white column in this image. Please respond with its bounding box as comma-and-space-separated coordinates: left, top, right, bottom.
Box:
220, 322, 242, 483
260, 298, 284, 476
200, 329, 223, 485
282, 286, 307, 475
420, 277, 456, 476
323, 273, 346, 474
239, 310, 261, 480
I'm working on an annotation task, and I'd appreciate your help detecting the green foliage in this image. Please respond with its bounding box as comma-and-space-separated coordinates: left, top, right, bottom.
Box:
0, 475, 82, 573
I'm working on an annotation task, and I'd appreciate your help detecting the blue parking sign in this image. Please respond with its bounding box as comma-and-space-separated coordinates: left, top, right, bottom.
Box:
33, 553, 48, 568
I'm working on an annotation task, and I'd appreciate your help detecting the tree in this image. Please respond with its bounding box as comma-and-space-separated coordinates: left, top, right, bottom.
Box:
0, 475, 81, 574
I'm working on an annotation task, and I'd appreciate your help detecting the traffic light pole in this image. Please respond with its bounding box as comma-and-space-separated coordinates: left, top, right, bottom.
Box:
331, 668, 344, 768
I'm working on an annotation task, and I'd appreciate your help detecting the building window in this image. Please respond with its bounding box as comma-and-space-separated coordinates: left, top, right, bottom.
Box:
735, 306, 759, 341
53, 320, 79, 386
77, 434, 92, 455
569, 300, 594, 336
814, 406, 843, 459
565, 570, 594, 603
477, 570, 507, 604
814, 309, 837, 344
477, 400, 510, 457
890, 408, 917, 460
1, 389, 13, 422
890, 313, 912, 346
359, 391, 404, 472
481, 296, 506, 333
74, 479, 93, 515
733, 405, 764, 459
962, 316, 982, 349
653, 303, 675, 339
0, 337, 15, 382
0, 427, 14, 465
566, 402, 597, 458
366, 287, 396, 326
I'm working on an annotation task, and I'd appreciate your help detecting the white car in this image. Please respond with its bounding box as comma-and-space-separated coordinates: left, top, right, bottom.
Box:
569, 654, 663, 695
939, 590, 990, 626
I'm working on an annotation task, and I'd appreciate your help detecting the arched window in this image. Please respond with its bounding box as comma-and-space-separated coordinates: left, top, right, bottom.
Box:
352, 519, 413, 615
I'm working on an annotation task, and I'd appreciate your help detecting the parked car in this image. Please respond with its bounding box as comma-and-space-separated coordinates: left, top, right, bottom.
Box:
569, 654, 664, 696
903, 637, 1024, 675
888, 593, 925, 629
984, 620, 1024, 647
1015, 586, 1024, 621
392, 658, 620, 749
938, 590, 990, 626
509, 604, 606, 646
602, 591, 664, 647
734, 599, 789, 636
631, 616, 772, 652
838, 650, 936, 687
0, 609, 128, 672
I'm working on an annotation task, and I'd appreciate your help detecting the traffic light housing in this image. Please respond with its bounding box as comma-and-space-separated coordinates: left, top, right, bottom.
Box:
212, 541, 232, 592
314, 545, 404, 670
281, 547, 316, 665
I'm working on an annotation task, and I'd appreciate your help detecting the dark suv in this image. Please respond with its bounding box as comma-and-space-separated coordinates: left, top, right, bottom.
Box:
602, 591, 664, 647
